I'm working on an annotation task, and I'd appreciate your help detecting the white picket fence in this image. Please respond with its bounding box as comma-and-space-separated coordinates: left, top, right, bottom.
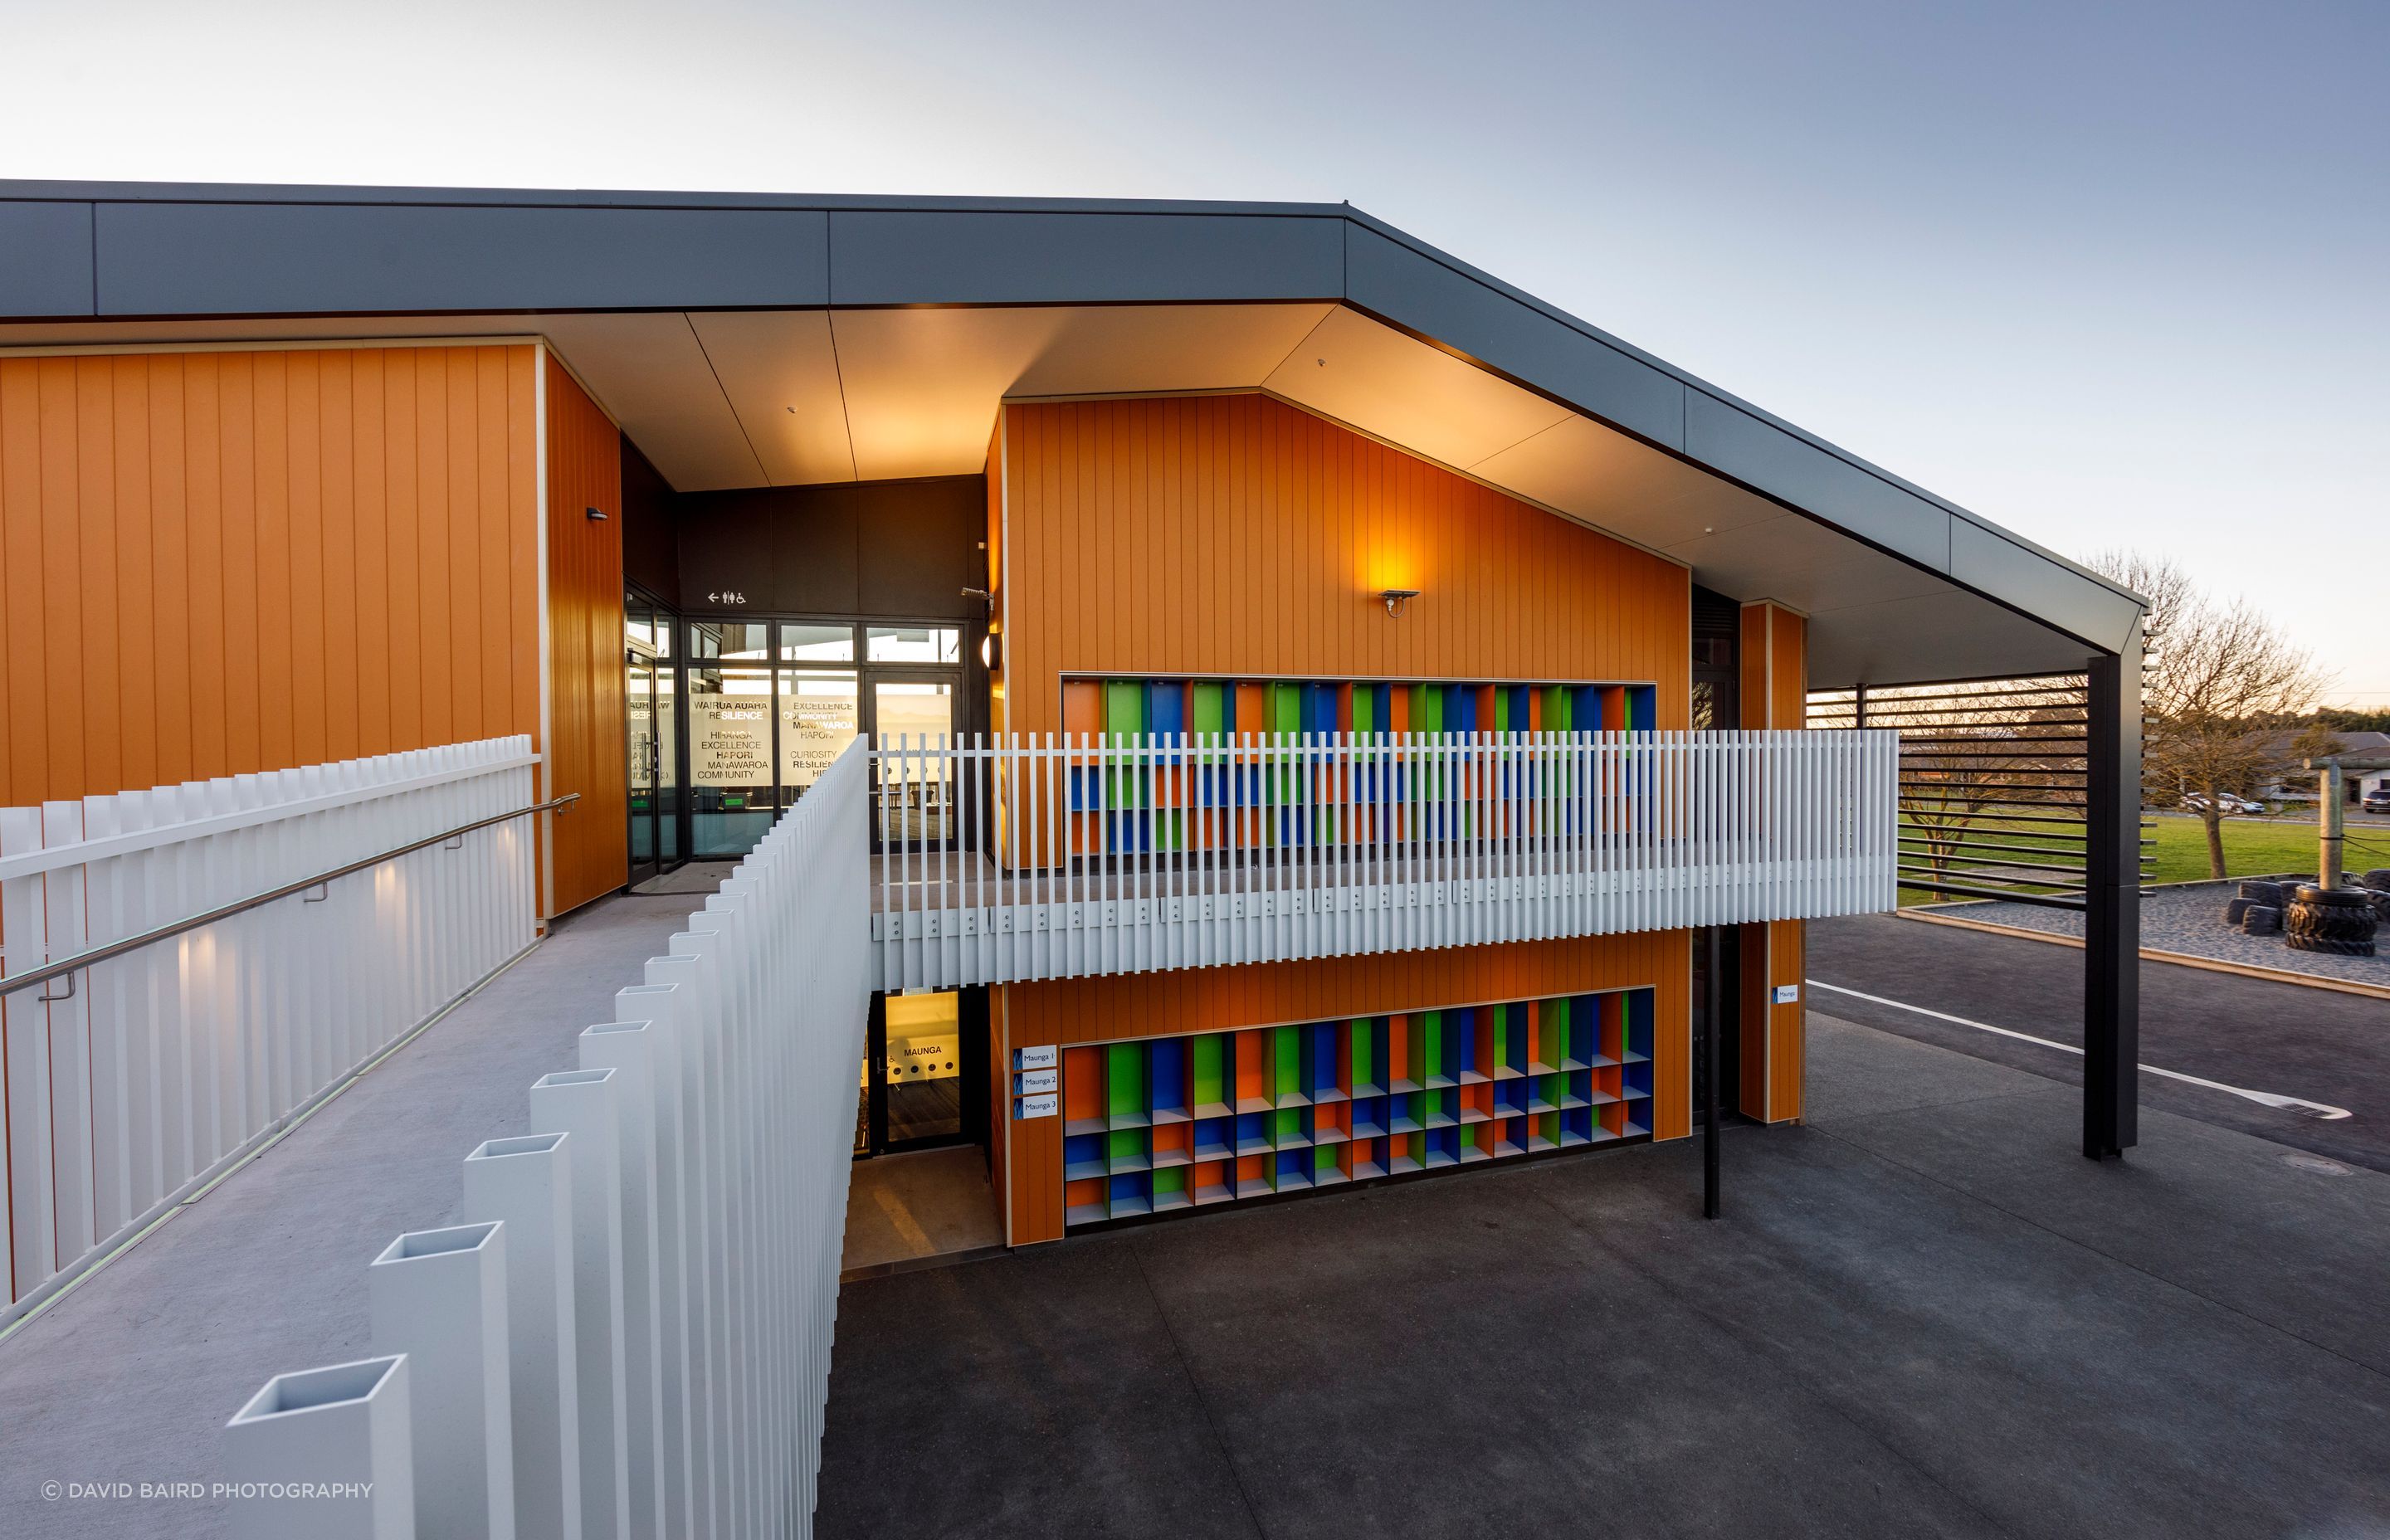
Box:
0, 737, 542, 1328
873, 729, 1901, 990
222, 736, 872, 1540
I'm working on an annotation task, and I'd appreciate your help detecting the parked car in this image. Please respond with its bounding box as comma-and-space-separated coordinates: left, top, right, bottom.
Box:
2363, 786, 2390, 815
2182, 792, 2266, 816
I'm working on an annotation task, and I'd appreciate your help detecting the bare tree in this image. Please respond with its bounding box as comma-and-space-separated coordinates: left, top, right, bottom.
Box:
2088, 550, 2327, 878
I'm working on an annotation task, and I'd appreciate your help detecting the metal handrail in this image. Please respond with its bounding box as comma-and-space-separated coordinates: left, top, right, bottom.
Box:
0, 793, 578, 1001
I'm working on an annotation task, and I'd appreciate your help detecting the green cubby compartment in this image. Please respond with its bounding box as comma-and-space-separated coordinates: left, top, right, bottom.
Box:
1349, 1018, 1386, 1098
1458, 1119, 1495, 1164
1528, 1071, 1564, 1116
1529, 1109, 1564, 1153
1419, 1011, 1456, 1089
1150, 1164, 1192, 1212
1312, 1141, 1348, 1187
1106, 1042, 1150, 1131
1269, 1105, 1311, 1152
1421, 1087, 1457, 1130
1107, 1127, 1152, 1174
1190, 1032, 1233, 1119
1272, 1025, 1311, 1109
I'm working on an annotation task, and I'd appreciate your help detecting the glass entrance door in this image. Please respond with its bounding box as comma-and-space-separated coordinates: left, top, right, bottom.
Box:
871, 676, 956, 849
625, 592, 680, 886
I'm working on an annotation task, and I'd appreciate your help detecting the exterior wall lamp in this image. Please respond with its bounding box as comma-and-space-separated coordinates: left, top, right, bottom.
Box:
1379, 588, 1420, 619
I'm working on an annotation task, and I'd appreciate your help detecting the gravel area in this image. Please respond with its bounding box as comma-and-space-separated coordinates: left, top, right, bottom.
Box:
1921, 876, 2390, 988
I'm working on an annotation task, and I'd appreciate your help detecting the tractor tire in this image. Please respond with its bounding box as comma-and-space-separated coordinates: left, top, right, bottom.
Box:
2286, 888, 2379, 952
2237, 880, 2285, 906
2242, 904, 2281, 936
2223, 897, 2252, 925
2363, 869, 2390, 891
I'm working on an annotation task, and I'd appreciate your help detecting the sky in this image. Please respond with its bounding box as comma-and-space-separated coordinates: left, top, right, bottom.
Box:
5, 0, 2384, 704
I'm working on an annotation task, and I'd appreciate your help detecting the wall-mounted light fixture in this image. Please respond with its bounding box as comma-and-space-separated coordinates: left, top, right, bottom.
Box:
585, 505, 609, 521
981, 631, 1001, 671
960, 586, 993, 618
1379, 587, 1420, 619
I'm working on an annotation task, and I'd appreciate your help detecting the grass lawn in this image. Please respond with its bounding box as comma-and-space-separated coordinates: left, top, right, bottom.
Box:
1896, 811, 2385, 906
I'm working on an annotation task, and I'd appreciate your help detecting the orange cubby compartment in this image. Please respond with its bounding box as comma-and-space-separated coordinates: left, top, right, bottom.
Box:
1597, 1063, 1624, 1104
1235, 1028, 1272, 1114
1063, 1046, 1105, 1134
1065, 1177, 1107, 1225
1387, 1014, 1415, 1091
1193, 1158, 1232, 1205
1528, 1001, 1555, 1075
1459, 1081, 1492, 1123
1152, 1121, 1191, 1166
1314, 1101, 1349, 1141
1600, 1103, 1628, 1138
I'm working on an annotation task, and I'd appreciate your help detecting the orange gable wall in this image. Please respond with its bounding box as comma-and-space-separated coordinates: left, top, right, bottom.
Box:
996, 929, 1691, 1245
996, 394, 1690, 733
542, 358, 629, 916
0, 345, 540, 807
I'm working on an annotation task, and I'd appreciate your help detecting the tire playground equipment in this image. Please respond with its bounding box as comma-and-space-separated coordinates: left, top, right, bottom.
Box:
2285, 885, 2379, 958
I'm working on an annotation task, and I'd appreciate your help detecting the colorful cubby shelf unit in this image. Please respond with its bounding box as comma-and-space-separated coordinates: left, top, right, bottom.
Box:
1060, 987, 1657, 1228
1063, 676, 1660, 743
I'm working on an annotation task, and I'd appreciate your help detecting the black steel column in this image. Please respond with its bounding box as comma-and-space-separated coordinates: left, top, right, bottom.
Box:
2083, 626, 2143, 1159
1703, 925, 1721, 1217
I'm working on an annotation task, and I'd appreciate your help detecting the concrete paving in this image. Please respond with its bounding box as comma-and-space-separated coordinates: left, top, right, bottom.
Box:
818, 1011, 2390, 1540
0, 895, 703, 1540
1810, 913, 2390, 1175
842, 1145, 1005, 1278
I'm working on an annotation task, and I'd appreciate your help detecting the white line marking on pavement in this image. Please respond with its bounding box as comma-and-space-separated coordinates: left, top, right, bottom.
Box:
1806, 980, 2354, 1121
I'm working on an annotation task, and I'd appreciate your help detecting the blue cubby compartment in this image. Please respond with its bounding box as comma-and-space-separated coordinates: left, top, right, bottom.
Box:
1064, 1133, 1108, 1182
1150, 1037, 1190, 1124
1527, 1072, 1563, 1116
1449, 683, 1478, 734
1193, 1117, 1234, 1162
1561, 1068, 1593, 1112
1309, 1022, 1346, 1104
1573, 684, 1602, 733
1561, 1106, 1595, 1148
1451, 1006, 1484, 1084
1387, 1090, 1422, 1135
1423, 1126, 1460, 1169
1274, 1148, 1314, 1192
1492, 1078, 1528, 1118
1630, 685, 1657, 733
1624, 1060, 1653, 1104
1626, 988, 1654, 1065
1149, 680, 1188, 763
1109, 1172, 1154, 1218
1234, 1111, 1273, 1157
1350, 1095, 1388, 1139
1303, 681, 1339, 738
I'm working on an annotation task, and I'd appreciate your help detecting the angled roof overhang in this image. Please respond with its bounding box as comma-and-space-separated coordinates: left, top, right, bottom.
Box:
0, 181, 2144, 687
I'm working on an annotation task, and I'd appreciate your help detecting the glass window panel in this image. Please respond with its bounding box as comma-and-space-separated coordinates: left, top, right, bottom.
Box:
779, 623, 856, 663
689, 665, 774, 857
873, 680, 954, 845
867, 626, 961, 664
778, 670, 859, 803
884, 991, 963, 1143
690, 621, 770, 661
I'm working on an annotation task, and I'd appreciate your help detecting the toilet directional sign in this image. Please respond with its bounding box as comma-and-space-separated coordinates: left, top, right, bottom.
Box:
1014, 1045, 1059, 1119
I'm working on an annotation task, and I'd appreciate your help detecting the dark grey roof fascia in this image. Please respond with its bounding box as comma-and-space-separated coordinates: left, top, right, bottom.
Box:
0, 178, 2144, 652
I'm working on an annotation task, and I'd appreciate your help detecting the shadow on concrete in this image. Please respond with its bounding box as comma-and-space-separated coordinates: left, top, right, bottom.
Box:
819, 1012, 2390, 1540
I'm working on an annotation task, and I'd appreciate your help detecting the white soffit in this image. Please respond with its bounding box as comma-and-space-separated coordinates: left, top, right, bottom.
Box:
1471, 413, 1780, 549
831, 303, 1334, 481
537, 314, 769, 490
1264, 307, 1573, 471
685, 310, 851, 485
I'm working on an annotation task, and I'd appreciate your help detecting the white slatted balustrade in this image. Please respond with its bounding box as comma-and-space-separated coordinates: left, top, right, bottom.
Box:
873, 729, 1900, 992
0, 736, 542, 1328
220, 736, 872, 1540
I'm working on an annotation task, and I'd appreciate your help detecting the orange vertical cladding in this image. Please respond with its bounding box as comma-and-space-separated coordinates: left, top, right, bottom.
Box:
1739, 600, 1809, 1123
0, 345, 539, 809
994, 930, 1691, 1245
997, 394, 1690, 735
542, 357, 629, 916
